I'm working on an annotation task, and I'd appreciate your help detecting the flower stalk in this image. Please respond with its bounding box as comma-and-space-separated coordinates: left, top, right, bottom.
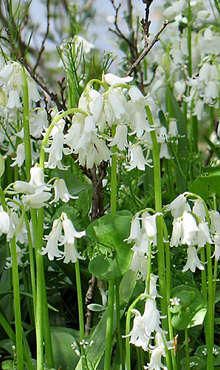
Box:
22, 67, 32, 181
104, 124, 117, 370
10, 236, 24, 370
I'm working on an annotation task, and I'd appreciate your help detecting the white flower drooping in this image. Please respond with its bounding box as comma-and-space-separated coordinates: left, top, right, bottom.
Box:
41, 212, 86, 263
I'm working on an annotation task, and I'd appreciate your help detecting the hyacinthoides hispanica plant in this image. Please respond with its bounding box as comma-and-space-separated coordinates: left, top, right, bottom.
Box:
1, 0, 220, 369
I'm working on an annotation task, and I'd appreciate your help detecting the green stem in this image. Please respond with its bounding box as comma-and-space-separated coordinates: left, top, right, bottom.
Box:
22, 266, 34, 326
10, 237, 24, 370
145, 242, 152, 294
33, 209, 44, 370
22, 67, 32, 181
35, 208, 54, 369
115, 278, 125, 370
147, 108, 166, 315
206, 243, 214, 369
110, 125, 117, 215
185, 329, 190, 370
75, 243, 85, 340
104, 279, 115, 370
187, 0, 192, 78
24, 214, 36, 314
164, 231, 178, 370
42, 278, 54, 368
200, 248, 207, 302
147, 107, 172, 368
213, 257, 218, 312
103, 124, 118, 369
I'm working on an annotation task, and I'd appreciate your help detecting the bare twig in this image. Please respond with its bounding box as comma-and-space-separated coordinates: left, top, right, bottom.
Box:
141, 0, 154, 48
33, 0, 50, 73
109, 0, 138, 54
125, 20, 169, 77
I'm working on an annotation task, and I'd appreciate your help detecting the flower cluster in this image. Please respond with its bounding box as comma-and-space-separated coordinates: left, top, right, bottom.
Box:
144, 0, 220, 122
41, 72, 177, 171
0, 58, 47, 167
144, 332, 173, 370
1, 162, 80, 268
126, 211, 159, 280
64, 74, 155, 170
128, 295, 173, 369
41, 212, 85, 263
11, 165, 76, 209
185, 59, 219, 119
165, 192, 220, 272
129, 298, 166, 351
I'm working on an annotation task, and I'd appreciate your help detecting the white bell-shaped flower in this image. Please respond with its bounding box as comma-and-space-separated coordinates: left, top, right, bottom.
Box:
182, 246, 204, 272
125, 217, 142, 243
103, 73, 133, 86
181, 211, 199, 246
41, 219, 63, 260
130, 251, 148, 281
125, 145, 150, 171
192, 199, 206, 221
209, 210, 220, 233
170, 218, 183, 248
108, 124, 128, 151
50, 179, 78, 204
0, 206, 10, 236
165, 193, 190, 219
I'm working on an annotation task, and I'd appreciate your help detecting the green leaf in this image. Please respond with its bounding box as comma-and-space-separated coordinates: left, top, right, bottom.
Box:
170, 285, 207, 330
195, 345, 220, 366
87, 212, 133, 281
87, 303, 105, 312
2, 360, 14, 370
204, 135, 220, 159
50, 327, 79, 370
158, 109, 168, 129
189, 171, 220, 200
180, 356, 206, 370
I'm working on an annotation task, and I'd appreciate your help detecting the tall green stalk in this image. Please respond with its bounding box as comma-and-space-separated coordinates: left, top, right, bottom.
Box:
24, 214, 36, 314
206, 243, 214, 369
146, 106, 172, 369
32, 208, 44, 370
10, 237, 24, 370
187, 0, 198, 153
104, 279, 115, 370
115, 278, 125, 370
75, 242, 85, 341
22, 67, 32, 181
185, 329, 190, 370
146, 108, 166, 311
104, 125, 117, 370
110, 125, 117, 215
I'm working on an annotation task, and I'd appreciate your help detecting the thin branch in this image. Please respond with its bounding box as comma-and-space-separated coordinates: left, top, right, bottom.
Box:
109, 0, 138, 54
125, 20, 169, 77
